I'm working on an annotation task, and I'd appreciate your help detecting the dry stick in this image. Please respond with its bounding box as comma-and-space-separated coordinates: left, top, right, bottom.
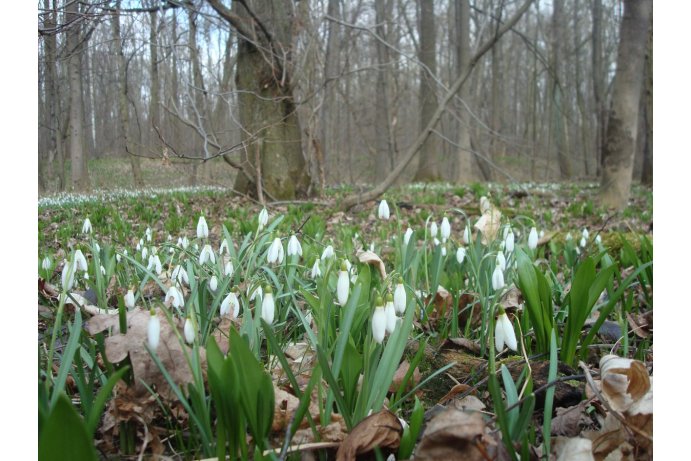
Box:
577, 361, 652, 442
340, 0, 534, 210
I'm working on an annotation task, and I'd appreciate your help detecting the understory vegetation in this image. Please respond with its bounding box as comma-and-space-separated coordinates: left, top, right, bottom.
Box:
38, 182, 653, 460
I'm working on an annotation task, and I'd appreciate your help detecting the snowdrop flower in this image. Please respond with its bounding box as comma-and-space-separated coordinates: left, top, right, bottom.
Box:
258, 208, 269, 230
124, 288, 135, 309
337, 261, 350, 305
429, 221, 438, 238
580, 236, 587, 248
378, 199, 390, 220
179, 236, 190, 249
433, 237, 440, 247
480, 196, 491, 213
385, 294, 397, 334
224, 260, 234, 278
539, 230, 545, 239
199, 244, 215, 265
440, 216, 451, 242
184, 317, 195, 344
267, 237, 284, 265
505, 231, 515, 253
372, 297, 387, 344
61, 260, 76, 291
220, 290, 240, 318
287, 235, 302, 258
403, 227, 414, 245
492, 264, 505, 291
94, 242, 101, 254
147, 309, 160, 351
394, 278, 406, 314
321, 245, 335, 260
82, 217, 92, 234
261, 285, 275, 325
42, 256, 51, 271
496, 251, 506, 272
495, 309, 517, 351
167, 234, 173, 242
209, 275, 218, 292
74, 249, 88, 272
463, 226, 471, 245
197, 216, 209, 239
441, 246, 447, 257
147, 254, 162, 275
582, 228, 589, 240
141, 246, 148, 260
249, 285, 263, 302
595, 234, 602, 245
171, 265, 189, 285
456, 247, 466, 265
565, 232, 573, 242
219, 239, 230, 255
165, 286, 185, 308
100, 265, 106, 276
528, 227, 538, 250
145, 227, 152, 242
116, 254, 121, 263
310, 258, 321, 279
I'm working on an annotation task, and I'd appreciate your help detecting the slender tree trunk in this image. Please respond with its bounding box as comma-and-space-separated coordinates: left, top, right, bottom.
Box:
413, 0, 442, 181
639, 26, 653, 186
113, 0, 143, 187
374, 0, 394, 180
188, 7, 207, 186
454, 0, 476, 182
599, 0, 652, 209
592, 0, 605, 177
549, 0, 571, 179
320, 0, 340, 178
66, 0, 89, 191
149, 8, 160, 155
40, 0, 57, 192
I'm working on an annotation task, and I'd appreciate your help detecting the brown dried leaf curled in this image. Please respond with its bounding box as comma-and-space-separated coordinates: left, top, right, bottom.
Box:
599, 355, 650, 412
335, 410, 402, 461
415, 408, 493, 461
356, 250, 387, 280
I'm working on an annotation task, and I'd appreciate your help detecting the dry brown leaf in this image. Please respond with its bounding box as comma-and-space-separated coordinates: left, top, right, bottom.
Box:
500, 286, 523, 310
388, 360, 421, 393
450, 395, 486, 413
448, 337, 481, 355
599, 355, 650, 412
356, 250, 387, 279
415, 409, 495, 461
626, 311, 652, 339
552, 402, 590, 437
473, 206, 502, 244
438, 383, 473, 405
335, 410, 402, 461
553, 437, 595, 461
86, 308, 205, 400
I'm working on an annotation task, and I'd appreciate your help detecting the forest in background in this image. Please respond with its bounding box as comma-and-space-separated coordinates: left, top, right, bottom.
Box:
37, 0, 652, 205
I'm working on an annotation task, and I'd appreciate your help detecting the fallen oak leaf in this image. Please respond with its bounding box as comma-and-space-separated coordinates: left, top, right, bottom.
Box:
415, 408, 498, 461
599, 355, 650, 412
356, 250, 387, 280
335, 409, 402, 461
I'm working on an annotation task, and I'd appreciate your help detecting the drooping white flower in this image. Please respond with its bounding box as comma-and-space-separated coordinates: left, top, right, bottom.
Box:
580, 236, 587, 248
321, 245, 335, 260
224, 261, 234, 278
480, 196, 491, 213
495, 311, 517, 351
267, 237, 285, 265
385, 295, 397, 334
148, 309, 160, 351
403, 227, 414, 245
565, 232, 573, 241
145, 227, 152, 242
492, 265, 505, 291
456, 247, 466, 265
124, 289, 135, 309
61, 260, 76, 291
433, 237, 440, 247
171, 265, 189, 285
199, 244, 216, 265
74, 249, 88, 272
378, 200, 390, 220
310, 259, 321, 279
394, 279, 406, 314
441, 246, 447, 257
180, 236, 190, 249
261, 286, 275, 325
165, 286, 185, 308
337, 261, 350, 306
505, 231, 515, 253
440, 216, 451, 242
496, 251, 506, 272
82, 217, 92, 234
372, 299, 386, 344
258, 208, 269, 230
197, 216, 209, 239
528, 227, 538, 250
287, 235, 302, 257
539, 230, 545, 239
184, 317, 195, 344
94, 242, 101, 254
249, 285, 263, 302
209, 275, 218, 292
220, 290, 240, 318
582, 228, 589, 240
463, 226, 471, 245
595, 234, 602, 245
136, 240, 142, 251
100, 265, 106, 275
116, 253, 121, 263
141, 246, 148, 260
430, 221, 438, 238
42, 256, 51, 271
219, 239, 230, 255
147, 254, 162, 275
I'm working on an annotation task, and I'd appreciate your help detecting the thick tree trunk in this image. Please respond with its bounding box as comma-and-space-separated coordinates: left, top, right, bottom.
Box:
592, 0, 605, 177
226, 0, 310, 199
320, 0, 340, 177
113, 1, 143, 187
454, 0, 476, 183
149, 9, 160, 154
66, 0, 89, 191
549, 0, 571, 179
413, 0, 442, 181
599, 0, 652, 209
374, 0, 394, 180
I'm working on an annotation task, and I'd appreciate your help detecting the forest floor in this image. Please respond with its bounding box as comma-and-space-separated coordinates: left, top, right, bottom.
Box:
38, 180, 653, 460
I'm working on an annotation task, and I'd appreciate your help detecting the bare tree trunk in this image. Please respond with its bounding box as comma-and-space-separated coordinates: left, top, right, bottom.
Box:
599, 0, 652, 209
113, 0, 143, 187
40, 0, 56, 192
639, 26, 652, 186
66, 0, 89, 191
320, 0, 340, 178
454, 0, 476, 182
413, 0, 442, 181
374, 0, 394, 180
188, 7, 207, 186
149, 8, 160, 155
592, 0, 605, 177
549, 0, 571, 179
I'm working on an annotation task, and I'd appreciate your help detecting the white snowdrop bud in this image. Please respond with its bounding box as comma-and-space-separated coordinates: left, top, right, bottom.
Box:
492, 265, 505, 291
209, 275, 218, 292
528, 227, 538, 250
147, 309, 160, 351
184, 317, 195, 344
372, 298, 386, 344
82, 217, 92, 234
261, 286, 275, 325
463, 226, 471, 245
378, 200, 390, 220
505, 231, 515, 253
430, 221, 438, 238
199, 244, 215, 265
124, 289, 135, 309
258, 208, 269, 230
495, 310, 517, 351
321, 245, 334, 260
403, 227, 414, 245
496, 251, 506, 272
440, 216, 451, 242
337, 261, 350, 306
394, 278, 406, 314
267, 237, 284, 265
287, 235, 302, 257
385, 294, 397, 334
224, 261, 234, 278
456, 247, 466, 265
310, 259, 321, 279
197, 216, 209, 239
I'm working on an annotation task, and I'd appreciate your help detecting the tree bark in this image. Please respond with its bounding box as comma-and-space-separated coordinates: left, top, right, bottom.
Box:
149, 8, 161, 154
374, 0, 394, 180
413, 0, 442, 181
591, 0, 605, 177
113, 0, 144, 187
66, 0, 90, 191
454, 0, 476, 183
599, 0, 652, 209
638, 26, 653, 186
320, 0, 340, 176
549, 0, 571, 179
